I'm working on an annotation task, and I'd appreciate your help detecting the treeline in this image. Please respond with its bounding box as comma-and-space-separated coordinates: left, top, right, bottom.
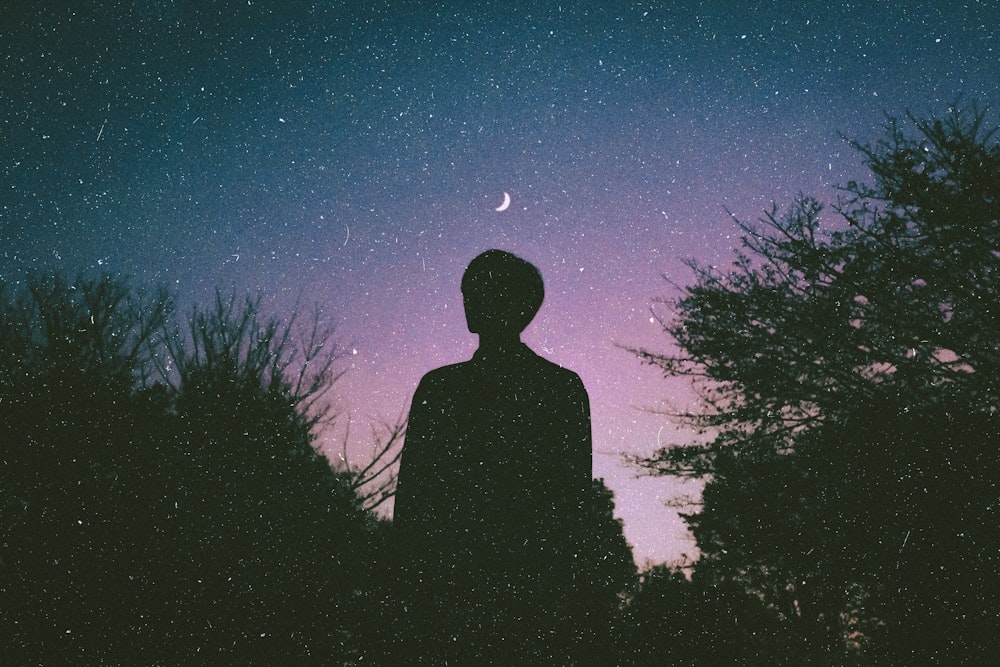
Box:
0, 276, 638, 665
0, 275, 867, 667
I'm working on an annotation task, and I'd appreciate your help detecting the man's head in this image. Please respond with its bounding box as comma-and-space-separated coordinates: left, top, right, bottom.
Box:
461, 249, 544, 336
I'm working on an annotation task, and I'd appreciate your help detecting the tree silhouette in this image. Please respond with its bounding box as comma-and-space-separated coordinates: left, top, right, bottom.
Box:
1, 277, 390, 664
632, 104, 999, 664
1, 273, 174, 664
148, 291, 383, 664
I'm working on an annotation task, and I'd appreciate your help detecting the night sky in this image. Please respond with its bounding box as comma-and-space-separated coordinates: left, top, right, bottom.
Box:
4, 0, 998, 565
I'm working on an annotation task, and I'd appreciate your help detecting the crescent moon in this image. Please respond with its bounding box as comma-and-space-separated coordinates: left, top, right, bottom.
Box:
495, 191, 511, 212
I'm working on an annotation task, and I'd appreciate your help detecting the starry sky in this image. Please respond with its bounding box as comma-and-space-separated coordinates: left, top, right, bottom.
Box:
3, 0, 998, 566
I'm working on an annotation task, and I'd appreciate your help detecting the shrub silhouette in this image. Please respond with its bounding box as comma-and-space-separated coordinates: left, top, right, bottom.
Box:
1, 276, 385, 665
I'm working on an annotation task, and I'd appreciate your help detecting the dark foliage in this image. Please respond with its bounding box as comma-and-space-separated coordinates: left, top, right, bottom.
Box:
1, 275, 636, 665
0, 276, 386, 665
1, 273, 174, 664
633, 104, 999, 664
619, 565, 800, 667
577, 478, 639, 664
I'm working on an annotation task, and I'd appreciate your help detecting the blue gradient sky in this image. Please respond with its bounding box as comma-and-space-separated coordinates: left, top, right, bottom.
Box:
4, 0, 998, 565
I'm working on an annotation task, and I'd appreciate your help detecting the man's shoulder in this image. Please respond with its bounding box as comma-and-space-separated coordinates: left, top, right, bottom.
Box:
417, 360, 475, 389
416, 346, 586, 393
524, 347, 584, 384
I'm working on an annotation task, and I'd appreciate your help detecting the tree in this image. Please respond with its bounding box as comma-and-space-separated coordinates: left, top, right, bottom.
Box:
633, 104, 999, 664
149, 291, 383, 664
1, 278, 393, 664
0, 273, 174, 665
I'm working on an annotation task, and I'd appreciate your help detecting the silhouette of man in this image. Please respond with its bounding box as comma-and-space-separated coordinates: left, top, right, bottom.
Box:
391, 249, 593, 664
